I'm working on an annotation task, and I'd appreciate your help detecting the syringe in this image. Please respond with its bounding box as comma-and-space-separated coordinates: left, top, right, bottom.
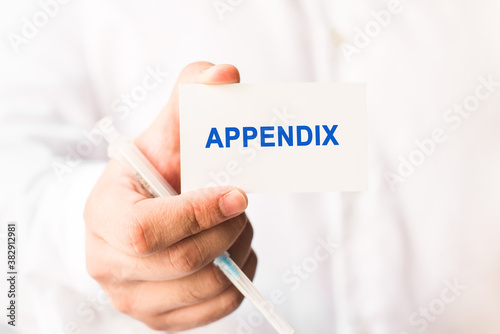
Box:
98, 117, 294, 334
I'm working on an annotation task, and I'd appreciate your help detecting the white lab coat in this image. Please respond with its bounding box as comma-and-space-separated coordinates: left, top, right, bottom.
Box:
1, 0, 500, 333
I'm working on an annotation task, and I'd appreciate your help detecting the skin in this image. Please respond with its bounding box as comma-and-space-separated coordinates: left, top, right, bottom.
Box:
84, 62, 257, 331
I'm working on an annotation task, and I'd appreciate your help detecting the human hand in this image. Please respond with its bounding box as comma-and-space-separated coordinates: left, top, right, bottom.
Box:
84, 62, 256, 331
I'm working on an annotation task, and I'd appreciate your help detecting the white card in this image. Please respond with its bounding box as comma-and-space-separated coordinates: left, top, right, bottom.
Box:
179, 83, 367, 193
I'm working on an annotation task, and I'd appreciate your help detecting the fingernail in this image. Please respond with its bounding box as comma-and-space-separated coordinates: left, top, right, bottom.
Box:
219, 190, 247, 217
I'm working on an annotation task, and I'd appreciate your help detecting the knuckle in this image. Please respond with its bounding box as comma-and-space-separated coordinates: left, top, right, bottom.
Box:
221, 290, 244, 314
127, 213, 153, 256
85, 245, 109, 281
184, 266, 229, 302
145, 319, 169, 332
86, 258, 106, 281
183, 287, 205, 304
151, 315, 184, 332
112, 296, 133, 315
184, 198, 203, 235
206, 265, 231, 293
149, 312, 196, 333
180, 267, 228, 304
167, 242, 205, 275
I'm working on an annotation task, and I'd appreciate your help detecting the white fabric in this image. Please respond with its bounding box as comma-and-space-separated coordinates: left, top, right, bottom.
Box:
1, 0, 500, 333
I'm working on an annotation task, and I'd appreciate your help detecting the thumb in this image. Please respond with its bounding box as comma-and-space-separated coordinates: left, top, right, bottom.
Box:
106, 187, 249, 257
135, 62, 240, 192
